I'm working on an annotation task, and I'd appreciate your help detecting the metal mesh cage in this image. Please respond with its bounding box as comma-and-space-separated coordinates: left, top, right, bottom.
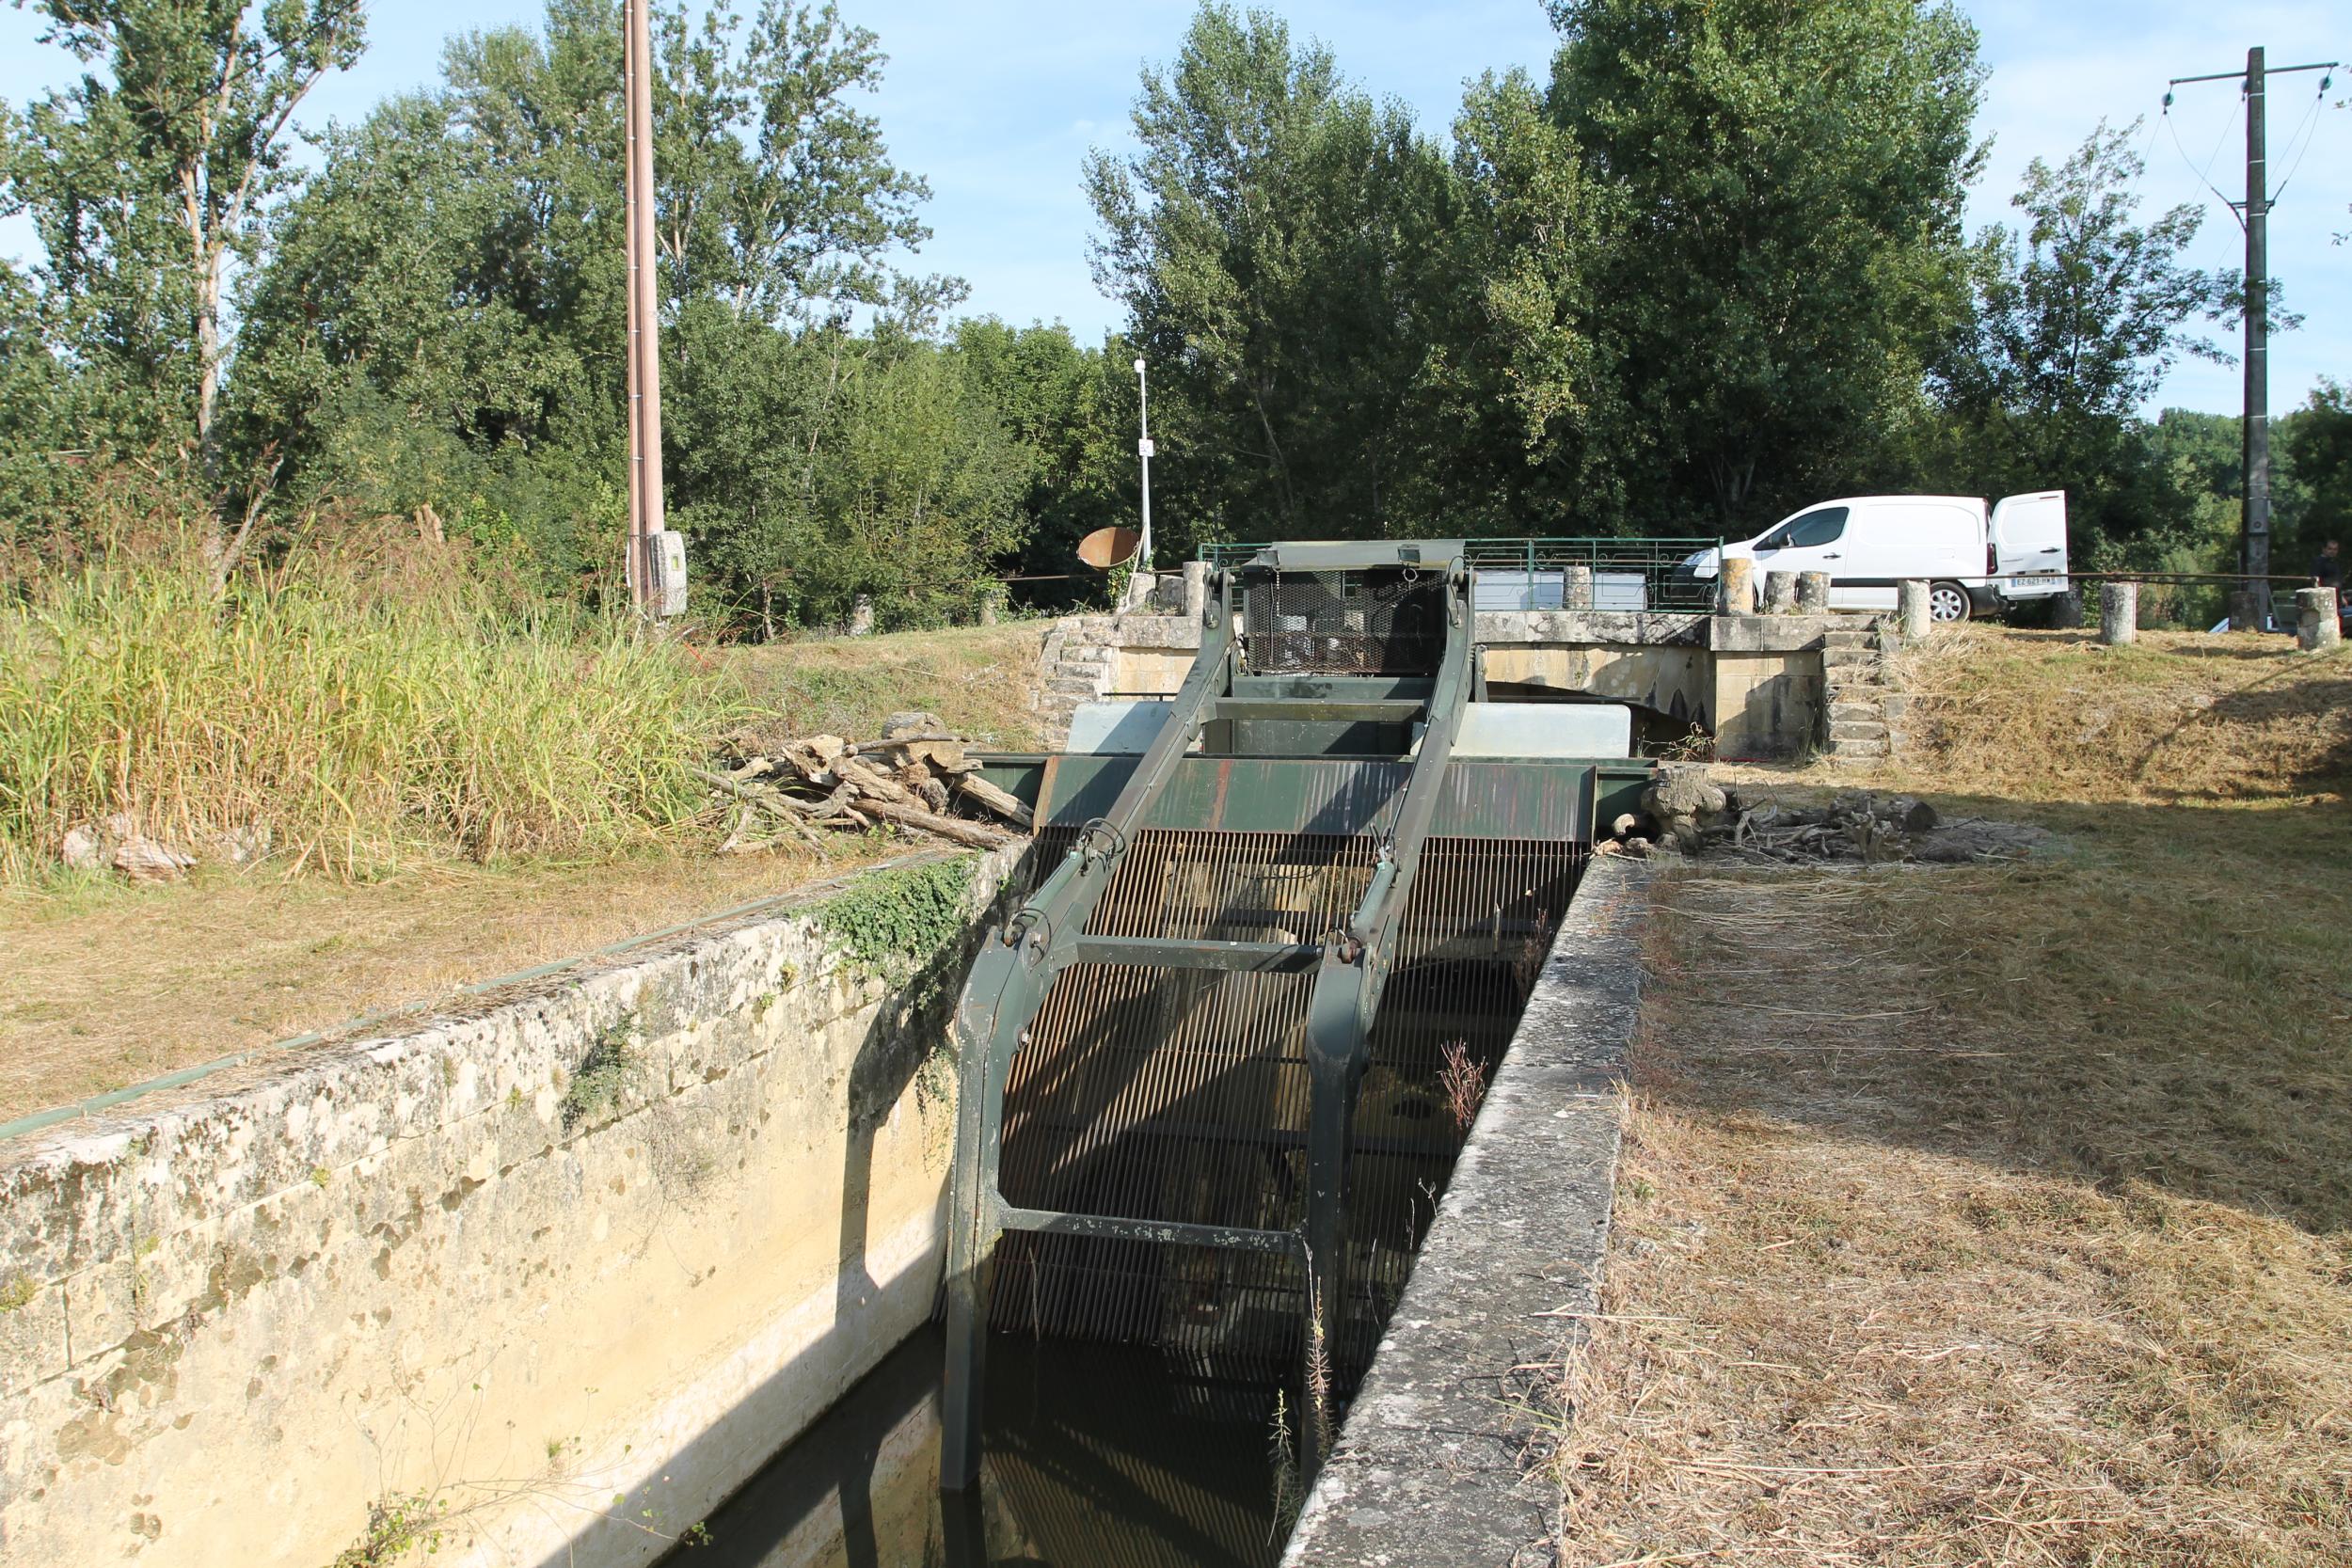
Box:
1241, 570, 1444, 676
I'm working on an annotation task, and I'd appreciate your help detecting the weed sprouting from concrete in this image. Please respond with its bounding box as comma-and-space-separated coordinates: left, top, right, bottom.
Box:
1438, 1037, 1488, 1136
0, 1275, 37, 1312
1268, 1390, 1304, 1541
326, 1492, 447, 1568
818, 857, 975, 985
560, 1022, 638, 1131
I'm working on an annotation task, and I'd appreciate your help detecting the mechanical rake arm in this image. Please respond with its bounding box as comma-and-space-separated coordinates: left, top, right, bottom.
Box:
938, 584, 1237, 1491
1295, 558, 1473, 1472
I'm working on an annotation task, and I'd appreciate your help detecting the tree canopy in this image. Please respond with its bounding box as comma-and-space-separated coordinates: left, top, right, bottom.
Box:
2, 0, 2339, 627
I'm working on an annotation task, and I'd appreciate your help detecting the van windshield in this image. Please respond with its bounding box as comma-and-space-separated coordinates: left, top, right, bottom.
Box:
1756, 506, 1849, 550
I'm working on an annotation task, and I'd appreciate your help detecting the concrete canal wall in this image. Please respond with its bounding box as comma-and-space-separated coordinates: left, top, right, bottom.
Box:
1283, 853, 1646, 1566
0, 848, 1018, 1568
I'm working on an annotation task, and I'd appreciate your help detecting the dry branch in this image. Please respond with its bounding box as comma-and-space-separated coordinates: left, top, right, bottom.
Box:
703, 721, 1027, 853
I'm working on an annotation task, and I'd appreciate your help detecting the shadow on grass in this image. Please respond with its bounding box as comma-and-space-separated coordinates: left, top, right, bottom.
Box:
1646, 789, 2352, 1239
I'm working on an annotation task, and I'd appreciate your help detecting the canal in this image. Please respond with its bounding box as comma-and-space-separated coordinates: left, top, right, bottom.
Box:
661, 1325, 1288, 1567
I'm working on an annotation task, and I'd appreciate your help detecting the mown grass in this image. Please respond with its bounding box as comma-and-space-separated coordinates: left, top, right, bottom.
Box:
1553, 628, 2352, 1566
0, 551, 743, 881
1890, 626, 2352, 803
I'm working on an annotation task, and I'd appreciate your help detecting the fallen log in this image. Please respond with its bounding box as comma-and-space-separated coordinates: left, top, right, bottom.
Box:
955, 772, 1033, 829
856, 796, 1015, 849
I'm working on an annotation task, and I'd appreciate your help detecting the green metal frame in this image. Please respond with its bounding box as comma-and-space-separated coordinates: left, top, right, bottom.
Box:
1201, 535, 1726, 612
939, 544, 1478, 1493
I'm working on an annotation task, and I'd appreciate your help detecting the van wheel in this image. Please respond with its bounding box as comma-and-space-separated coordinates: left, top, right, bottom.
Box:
1928, 581, 1972, 623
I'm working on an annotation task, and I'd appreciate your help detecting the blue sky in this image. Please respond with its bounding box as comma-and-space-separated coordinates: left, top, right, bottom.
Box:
2, 1, 2344, 414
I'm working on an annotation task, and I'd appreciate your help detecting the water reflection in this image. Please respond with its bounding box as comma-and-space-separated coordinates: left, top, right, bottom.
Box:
667, 1326, 1283, 1568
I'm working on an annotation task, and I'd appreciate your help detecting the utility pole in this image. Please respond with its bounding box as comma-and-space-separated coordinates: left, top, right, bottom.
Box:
623, 0, 672, 615
2168, 47, 2336, 626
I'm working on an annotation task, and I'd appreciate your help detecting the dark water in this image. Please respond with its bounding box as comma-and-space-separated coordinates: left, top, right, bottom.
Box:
661, 1325, 1288, 1568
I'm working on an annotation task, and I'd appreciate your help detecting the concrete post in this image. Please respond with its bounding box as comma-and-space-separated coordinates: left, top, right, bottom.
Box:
848, 593, 875, 637
977, 583, 1003, 626
1564, 564, 1595, 610
1761, 570, 1798, 615
1720, 557, 1755, 614
2049, 590, 2084, 630
2097, 581, 2137, 646
2296, 587, 2343, 651
1183, 560, 1208, 620
2227, 588, 2263, 632
1124, 569, 1157, 612
1898, 578, 1931, 642
1794, 571, 1831, 615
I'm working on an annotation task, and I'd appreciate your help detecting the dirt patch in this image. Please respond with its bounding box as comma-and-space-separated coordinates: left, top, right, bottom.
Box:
723, 622, 1047, 754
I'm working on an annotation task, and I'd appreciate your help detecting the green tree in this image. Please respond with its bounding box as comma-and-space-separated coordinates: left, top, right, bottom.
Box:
951, 318, 1132, 603
2, 0, 365, 569
2280, 381, 2352, 569
236, 0, 964, 613
1543, 0, 1985, 531
1934, 121, 2241, 561
1085, 4, 1454, 546
1421, 68, 1610, 532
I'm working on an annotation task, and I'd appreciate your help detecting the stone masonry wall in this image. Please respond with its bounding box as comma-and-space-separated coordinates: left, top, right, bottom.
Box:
0, 847, 1019, 1568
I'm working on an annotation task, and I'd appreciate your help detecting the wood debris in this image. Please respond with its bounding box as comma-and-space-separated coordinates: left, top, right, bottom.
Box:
708, 709, 1031, 855
1607, 772, 2043, 866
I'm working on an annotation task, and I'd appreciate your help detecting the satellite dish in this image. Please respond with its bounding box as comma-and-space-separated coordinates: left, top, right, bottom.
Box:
1077, 526, 1142, 570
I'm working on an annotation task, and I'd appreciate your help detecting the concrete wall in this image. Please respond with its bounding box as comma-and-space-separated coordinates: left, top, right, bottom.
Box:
1283, 854, 1646, 1566
1039, 605, 1837, 759
0, 848, 1019, 1568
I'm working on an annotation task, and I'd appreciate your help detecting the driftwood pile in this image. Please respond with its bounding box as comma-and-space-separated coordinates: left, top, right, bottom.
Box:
1608, 766, 2037, 865
705, 710, 1031, 855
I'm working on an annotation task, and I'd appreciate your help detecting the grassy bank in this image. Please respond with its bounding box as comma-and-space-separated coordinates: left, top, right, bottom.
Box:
723, 622, 1046, 751
1557, 629, 2352, 1565
0, 586, 1046, 1122
0, 553, 742, 880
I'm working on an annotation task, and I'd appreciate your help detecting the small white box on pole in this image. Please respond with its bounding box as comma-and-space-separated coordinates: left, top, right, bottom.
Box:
652, 531, 688, 618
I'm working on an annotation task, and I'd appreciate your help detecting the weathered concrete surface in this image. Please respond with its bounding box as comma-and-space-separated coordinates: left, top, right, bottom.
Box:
1039, 605, 1839, 757
0, 848, 1019, 1568
1282, 854, 1647, 1568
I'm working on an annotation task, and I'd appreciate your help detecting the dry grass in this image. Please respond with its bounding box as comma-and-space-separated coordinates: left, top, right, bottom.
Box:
0, 619, 1049, 1125
0, 839, 912, 1123
723, 623, 1048, 752
1889, 627, 2352, 804
1554, 629, 2352, 1566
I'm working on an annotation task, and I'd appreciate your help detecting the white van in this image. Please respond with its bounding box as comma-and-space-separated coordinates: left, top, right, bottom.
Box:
1685, 492, 2069, 622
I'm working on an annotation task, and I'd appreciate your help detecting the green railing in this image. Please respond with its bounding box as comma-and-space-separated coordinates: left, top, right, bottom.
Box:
1198, 537, 1725, 612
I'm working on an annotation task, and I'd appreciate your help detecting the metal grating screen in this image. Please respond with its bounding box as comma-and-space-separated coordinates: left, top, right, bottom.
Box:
1240, 570, 1445, 676
986, 828, 1583, 1386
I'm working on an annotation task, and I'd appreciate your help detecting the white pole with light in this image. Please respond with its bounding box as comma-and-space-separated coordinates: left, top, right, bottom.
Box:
1134, 357, 1154, 591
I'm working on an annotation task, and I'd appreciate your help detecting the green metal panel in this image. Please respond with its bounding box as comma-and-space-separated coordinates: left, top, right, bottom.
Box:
1019, 754, 1599, 841
973, 752, 1632, 846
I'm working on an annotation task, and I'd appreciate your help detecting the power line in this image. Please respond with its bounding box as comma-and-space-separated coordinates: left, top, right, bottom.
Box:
2161, 86, 2245, 229
2267, 70, 2335, 203
2163, 47, 2340, 621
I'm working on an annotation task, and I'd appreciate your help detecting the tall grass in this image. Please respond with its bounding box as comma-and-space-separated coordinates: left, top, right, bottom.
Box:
0, 547, 741, 881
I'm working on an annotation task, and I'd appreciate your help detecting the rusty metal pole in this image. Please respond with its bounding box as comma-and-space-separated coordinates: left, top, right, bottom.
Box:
623, 0, 667, 613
